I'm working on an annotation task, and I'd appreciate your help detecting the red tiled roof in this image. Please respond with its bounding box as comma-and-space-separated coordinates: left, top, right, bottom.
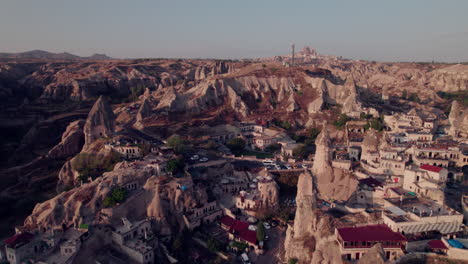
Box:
219, 216, 256, 244
238, 229, 257, 245
337, 225, 406, 242
220, 216, 249, 233
428, 240, 448, 250
220, 215, 235, 227
4, 232, 34, 247
420, 164, 444, 173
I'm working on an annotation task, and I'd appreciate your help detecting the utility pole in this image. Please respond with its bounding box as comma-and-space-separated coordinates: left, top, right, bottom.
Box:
291, 43, 295, 67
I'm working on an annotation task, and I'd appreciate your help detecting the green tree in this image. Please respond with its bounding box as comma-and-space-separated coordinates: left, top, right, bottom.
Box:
265, 143, 282, 153
333, 114, 351, 129
257, 221, 266, 242
227, 137, 246, 152
288, 258, 298, 264
103, 187, 127, 207
281, 120, 292, 130
207, 237, 221, 252
167, 135, 186, 154
306, 127, 321, 142
166, 158, 185, 174
103, 196, 116, 207
111, 188, 127, 203
408, 92, 421, 103
292, 144, 308, 159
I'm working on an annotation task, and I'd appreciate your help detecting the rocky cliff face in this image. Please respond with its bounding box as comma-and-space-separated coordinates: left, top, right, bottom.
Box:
83, 96, 115, 149
47, 120, 85, 159
25, 160, 208, 234
449, 100, 468, 140
312, 126, 358, 201
134, 97, 153, 130
284, 171, 343, 264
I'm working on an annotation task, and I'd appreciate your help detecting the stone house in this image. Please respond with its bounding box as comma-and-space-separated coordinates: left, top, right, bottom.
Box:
335, 224, 407, 261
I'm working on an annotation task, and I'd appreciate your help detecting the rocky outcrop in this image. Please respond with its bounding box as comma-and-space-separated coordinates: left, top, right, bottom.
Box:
284, 170, 343, 264
312, 126, 358, 201
134, 97, 152, 130
25, 160, 208, 233
194, 61, 235, 80
449, 100, 468, 140
357, 243, 386, 264
47, 120, 85, 159
83, 96, 115, 149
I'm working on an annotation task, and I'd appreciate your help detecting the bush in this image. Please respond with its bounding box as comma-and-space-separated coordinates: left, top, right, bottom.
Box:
333, 114, 352, 129
73, 152, 121, 182
408, 93, 421, 103
103, 187, 127, 207
128, 85, 145, 102
166, 158, 185, 174
288, 258, 298, 264
207, 237, 221, 252
257, 221, 266, 242
265, 143, 282, 153
167, 135, 187, 154
293, 144, 308, 159
227, 137, 246, 153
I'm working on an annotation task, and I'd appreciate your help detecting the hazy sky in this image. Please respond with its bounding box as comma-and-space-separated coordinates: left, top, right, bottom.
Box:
1, 0, 467, 62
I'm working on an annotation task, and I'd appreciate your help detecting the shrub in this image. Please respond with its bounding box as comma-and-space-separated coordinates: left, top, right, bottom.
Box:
257, 221, 266, 242
207, 237, 221, 252
265, 143, 282, 153
288, 258, 298, 264
227, 137, 246, 152
293, 144, 309, 158
166, 158, 185, 174
73, 152, 121, 182
103, 187, 127, 207
333, 114, 351, 129
167, 135, 187, 154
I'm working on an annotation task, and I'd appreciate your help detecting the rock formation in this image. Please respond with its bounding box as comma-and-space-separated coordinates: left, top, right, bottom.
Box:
257, 171, 280, 208
312, 126, 358, 201
284, 170, 343, 264
47, 120, 85, 159
25, 160, 208, 234
83, 96, 115, 149
449, 100, 468, 140
357, 243, 386, 264
134, 97, 152, 130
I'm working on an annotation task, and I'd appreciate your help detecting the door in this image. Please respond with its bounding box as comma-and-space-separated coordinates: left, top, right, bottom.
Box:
356, 252, 360, 260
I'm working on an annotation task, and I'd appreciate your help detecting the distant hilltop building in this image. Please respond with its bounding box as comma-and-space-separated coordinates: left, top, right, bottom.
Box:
301, 46, 318, 56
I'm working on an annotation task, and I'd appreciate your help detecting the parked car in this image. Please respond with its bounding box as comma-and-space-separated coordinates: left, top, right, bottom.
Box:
248, 225, 257, 231
264, 235, 269, 241
301, 164, 308, 169
241, 253, 251, 264
199, 157, 208, 162
263, 222, 271, 230
285, 165, 292, 169
190, 155, 199, 160
271, 220, 279, 227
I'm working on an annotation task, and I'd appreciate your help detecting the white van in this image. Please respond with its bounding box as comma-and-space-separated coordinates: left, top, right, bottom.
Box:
262, 159, 273, 165
241, 253, 251, 264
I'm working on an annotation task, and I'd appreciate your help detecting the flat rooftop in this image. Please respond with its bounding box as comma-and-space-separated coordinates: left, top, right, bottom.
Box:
385, 197, 460, 218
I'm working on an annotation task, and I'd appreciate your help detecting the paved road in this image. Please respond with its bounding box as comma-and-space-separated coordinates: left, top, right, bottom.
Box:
248, 226, 285, 264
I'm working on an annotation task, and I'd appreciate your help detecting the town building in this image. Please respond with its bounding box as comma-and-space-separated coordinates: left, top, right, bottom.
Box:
335, 224, 407, 261
382, 197, 464, 239
234, 172, 279, 215
112, 218, 155, 264
220, 216, 258, 249
183, 200, 223, 230
402, 164, 447, 201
